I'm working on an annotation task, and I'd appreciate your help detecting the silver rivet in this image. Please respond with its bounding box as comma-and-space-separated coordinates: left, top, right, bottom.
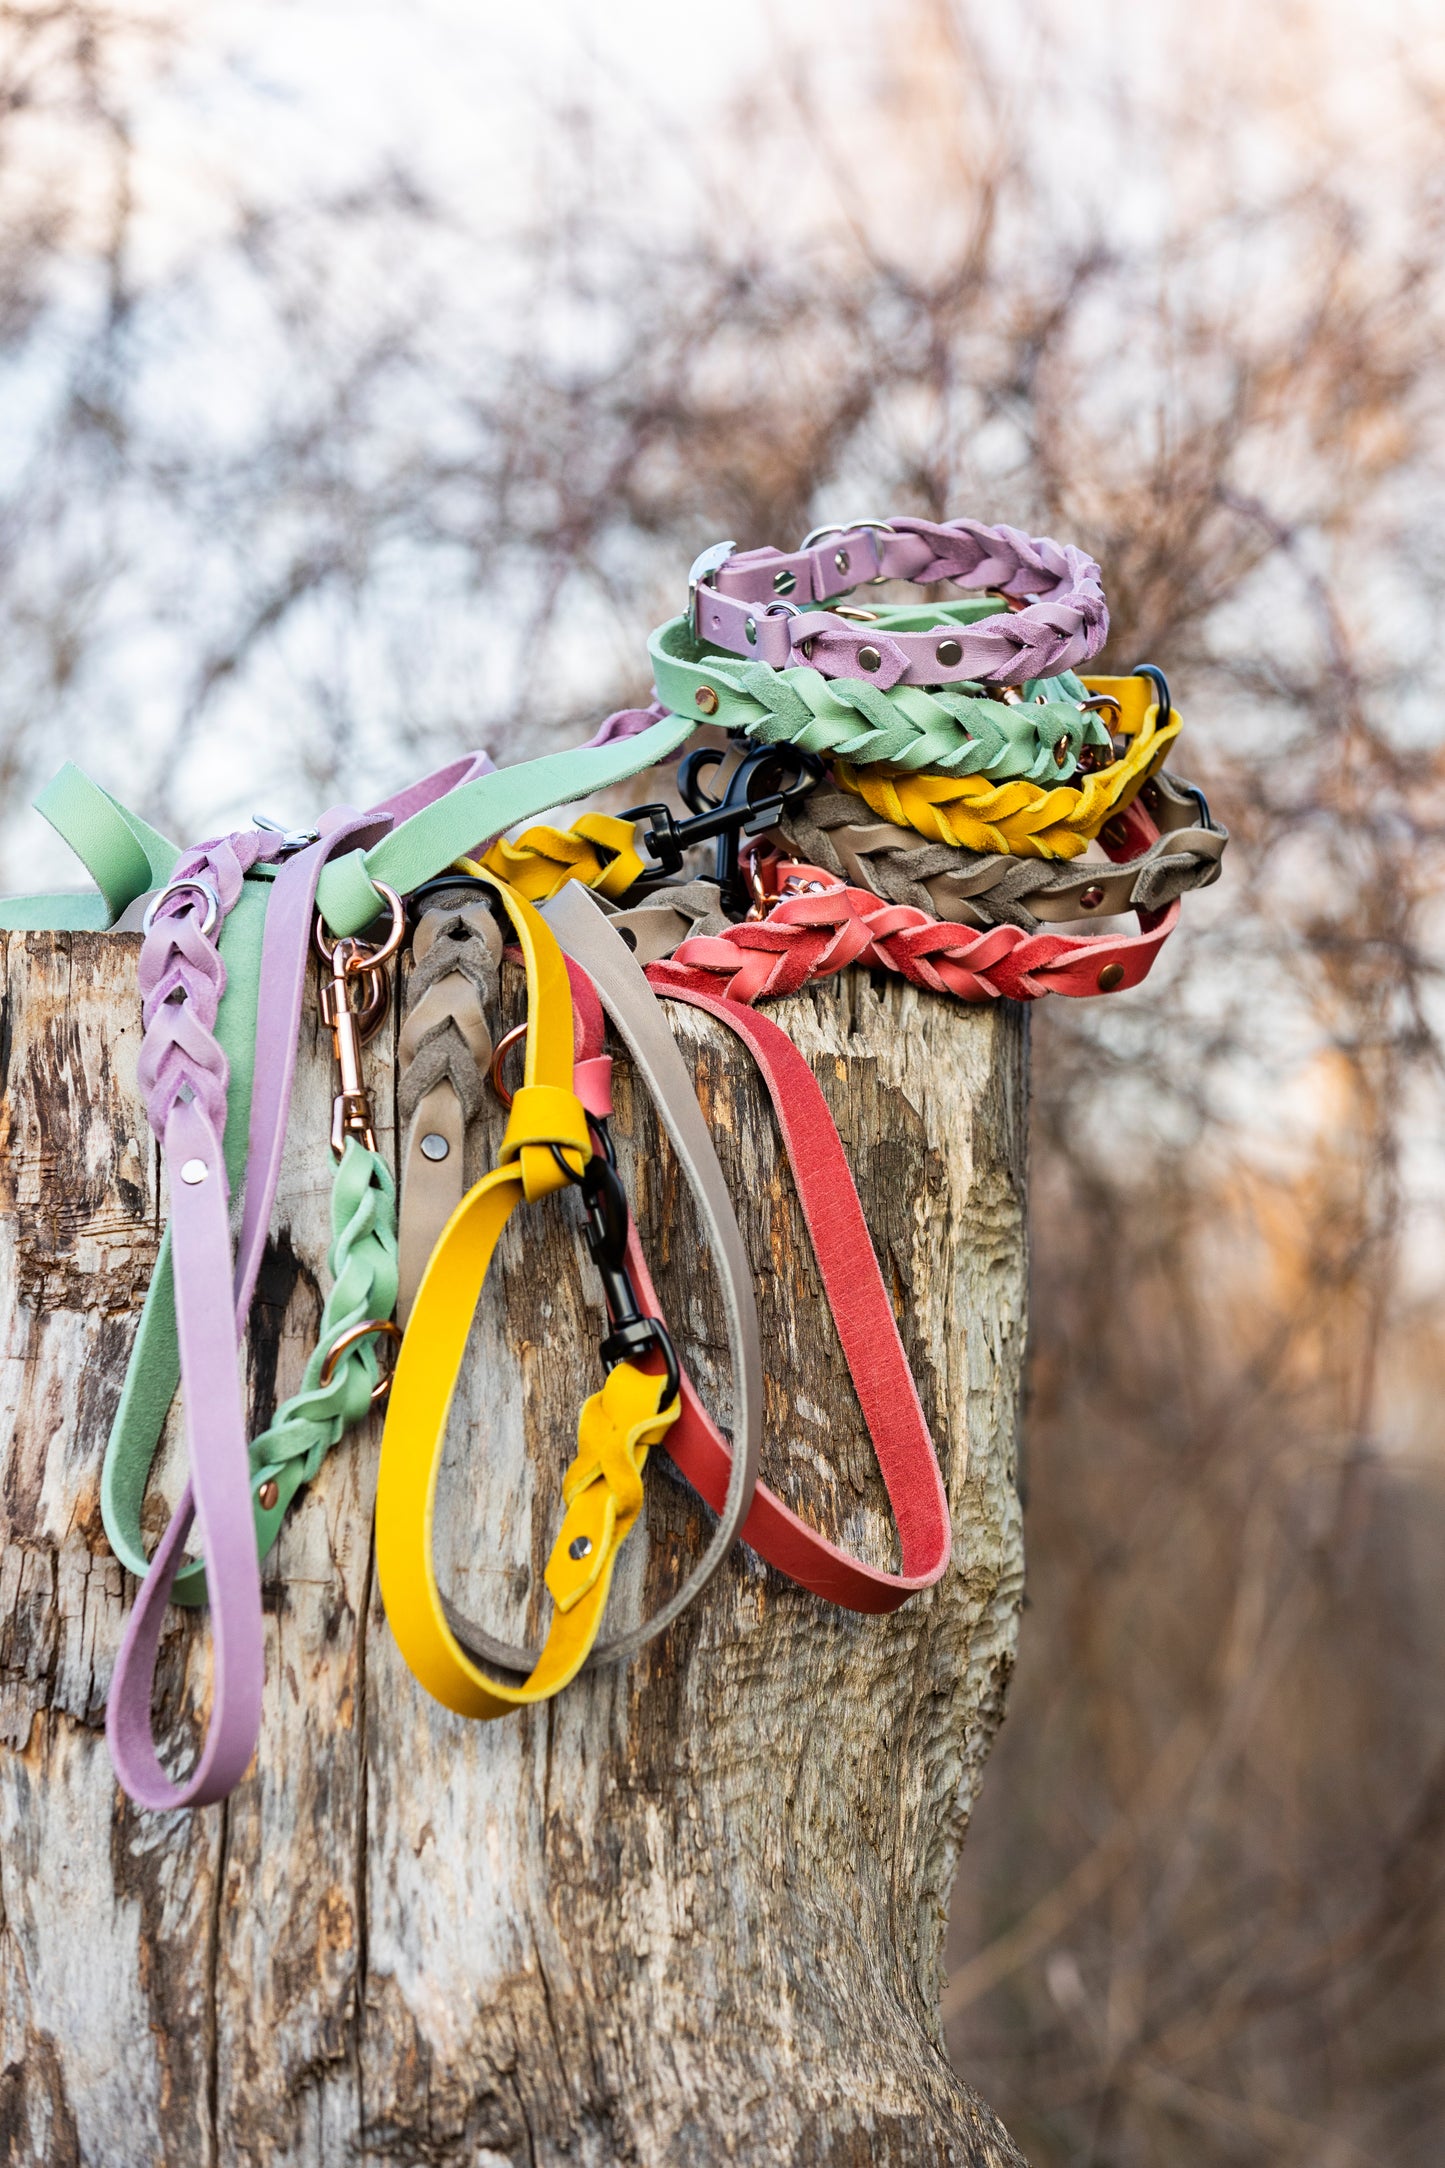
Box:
936, 638, 962, 667
179, 1159, 208, 1185
857, 645, 882, 672
773, 568, 796, 595
568, 1535, 593, 1560
419, 1133, 450, 1161
744, 616, 758, 645
833, 549, 850, 574
1080, 885, 1105, 911
695, 686, 719, 715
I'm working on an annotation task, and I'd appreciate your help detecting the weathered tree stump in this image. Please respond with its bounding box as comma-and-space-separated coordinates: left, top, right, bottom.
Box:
0, 925, 1028, 2168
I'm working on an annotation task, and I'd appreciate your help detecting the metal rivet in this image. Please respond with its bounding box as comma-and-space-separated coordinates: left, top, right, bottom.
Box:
773, 568, 796, 595
694, 686, 719, 715
258, 1479, 279, 1511
1053, 735, 1072, 768
834, 549, 850, 574
936, 638, 962, 667
1101, 818, 1129, 849
1080, 885, 1106, 911
1142, 780, 1162, 810
744, 616, 758, 646
419, 1133, 449, 1161
857, 645, 883, 672
179, 1159, 208, 1186
1097, 962, 1125, 992
568, 1535, 593, 1560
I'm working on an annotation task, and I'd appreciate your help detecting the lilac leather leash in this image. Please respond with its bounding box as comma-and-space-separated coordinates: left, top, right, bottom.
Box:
687, 517, 1108, 687
106, 756, 494, 1810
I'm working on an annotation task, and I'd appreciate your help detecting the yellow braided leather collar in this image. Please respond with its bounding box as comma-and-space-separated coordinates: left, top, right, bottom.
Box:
374, 868, 679, 1720
831, 676, 1182, 858
480, 810, 644, 904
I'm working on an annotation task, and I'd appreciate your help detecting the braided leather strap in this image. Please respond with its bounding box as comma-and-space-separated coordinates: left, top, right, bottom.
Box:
771, 772, 1225, 933
481, 811, 647, 900
693, 518, 1107, 686
650, 613, 1110, 782
109, 826, 287, 1810
247, 1140, 398, 1540
831, 675, 1182, 858
396, 888, 502, 1320
652, 875, 1177, 1006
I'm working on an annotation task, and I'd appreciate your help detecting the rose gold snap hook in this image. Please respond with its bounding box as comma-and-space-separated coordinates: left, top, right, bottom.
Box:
314, 882, 406, 969
489, 1021, 529, 1109
318, 1317, 402, 1405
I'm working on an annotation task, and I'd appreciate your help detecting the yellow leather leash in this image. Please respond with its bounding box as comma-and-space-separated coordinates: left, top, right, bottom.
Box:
374, 868, 680, 1720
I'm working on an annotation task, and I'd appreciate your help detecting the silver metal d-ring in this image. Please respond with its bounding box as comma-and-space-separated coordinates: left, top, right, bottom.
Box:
800, 518, 898, 549
141, 877, 221, 938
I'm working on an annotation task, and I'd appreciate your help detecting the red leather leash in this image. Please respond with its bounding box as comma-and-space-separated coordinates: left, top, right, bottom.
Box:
556, 955, 951, 1611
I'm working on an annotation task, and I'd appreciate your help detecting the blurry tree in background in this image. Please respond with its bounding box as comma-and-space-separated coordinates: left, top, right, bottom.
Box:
5, 0, 1445, 2160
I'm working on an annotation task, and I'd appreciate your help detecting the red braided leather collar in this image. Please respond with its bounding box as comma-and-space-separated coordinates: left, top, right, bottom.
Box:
649, 863, 1177, 1007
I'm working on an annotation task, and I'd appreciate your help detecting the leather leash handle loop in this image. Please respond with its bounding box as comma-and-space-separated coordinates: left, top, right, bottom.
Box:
540, 888, 951, 1609
375, 870, 682, 1721
635, 966, 953, 1609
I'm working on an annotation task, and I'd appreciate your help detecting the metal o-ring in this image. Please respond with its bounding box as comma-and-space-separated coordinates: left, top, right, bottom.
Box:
314, 881, 406, 969
141, 877, 221, 939
489, 1020, 529, 1109
318, 1317, 403, 1405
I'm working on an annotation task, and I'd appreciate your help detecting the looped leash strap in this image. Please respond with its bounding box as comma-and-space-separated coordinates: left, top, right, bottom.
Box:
106, 827, 289, 1809
544, 888, 948, 1609
634, 961, 951, 1608
101, 759, 496, 1615
375, 872, 684, 1721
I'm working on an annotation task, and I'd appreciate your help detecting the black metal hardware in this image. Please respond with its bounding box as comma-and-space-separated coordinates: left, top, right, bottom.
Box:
554, 1116, 681, 1401
623, 743, 825, 896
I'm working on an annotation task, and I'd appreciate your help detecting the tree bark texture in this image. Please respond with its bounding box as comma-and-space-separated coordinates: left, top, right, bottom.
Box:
0, 926, 1028, 2168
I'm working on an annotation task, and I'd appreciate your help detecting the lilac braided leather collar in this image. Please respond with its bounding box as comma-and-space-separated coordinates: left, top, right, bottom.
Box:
687, 517, 1108, 688
107, 755, 494, 1812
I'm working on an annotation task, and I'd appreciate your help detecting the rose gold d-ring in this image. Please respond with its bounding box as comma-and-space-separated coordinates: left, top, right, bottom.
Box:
318, 1317, 402, 1404
488, 1020, 529, 1110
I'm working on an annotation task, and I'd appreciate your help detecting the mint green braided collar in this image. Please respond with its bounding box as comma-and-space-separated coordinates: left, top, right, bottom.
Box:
648, 607, 1111, 784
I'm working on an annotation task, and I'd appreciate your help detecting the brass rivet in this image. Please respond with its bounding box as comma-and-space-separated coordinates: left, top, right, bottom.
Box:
1080, 884, 1105, 910
834, 548, 850, 573
568, 1535, 593, 1560
179, 1159, 208, 1186
694, 686, 719, 715
1101, 818, 1128, 848
936, 637, 962, 667
1053, 735, 1072, 768
1097, 962, 1125, 992
744, 615, 758, 645
258, 1479, 279, 1511
419, 1133, 449, 1161
773, 568, 796, 595
857, 644, 883, 672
